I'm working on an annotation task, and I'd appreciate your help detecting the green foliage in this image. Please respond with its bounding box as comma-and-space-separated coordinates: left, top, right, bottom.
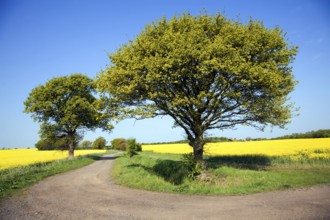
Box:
142, 136, 229, 145
111, 138, 127, 151
35, 137, 68, 150
274, 129, 330, 139
127, 144, 137, 157
204, 137, 229, 143
129, 139, 142, 152
35, 139, 53, 150
79, 140, 93, 149
93, 137, 107, 149
35, 139, 48, 150
98, 12, 298, 161
182, 153, 203, 179
126, 138, 142, 157
24, 74, 112, 157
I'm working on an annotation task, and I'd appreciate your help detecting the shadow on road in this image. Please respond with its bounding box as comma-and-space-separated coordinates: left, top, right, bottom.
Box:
86, 154, 120, 161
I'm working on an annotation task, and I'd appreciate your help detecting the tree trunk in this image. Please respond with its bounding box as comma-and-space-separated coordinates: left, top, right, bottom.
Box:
189, 135, 206, 164
68, 138, 75, 159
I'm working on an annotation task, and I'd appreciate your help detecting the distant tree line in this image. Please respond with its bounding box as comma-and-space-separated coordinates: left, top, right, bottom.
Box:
110, 138, 142, 152
3, 129, 330, 151
142, 129, 330, 145
35, 136, 142, 153
141, 139, 189, 145
273, 129, 330, 140
35, 136, 107, 150
142, 137, 229, 145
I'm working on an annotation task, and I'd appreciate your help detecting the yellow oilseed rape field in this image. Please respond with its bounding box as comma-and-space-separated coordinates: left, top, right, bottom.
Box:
143, 138, 330, 160
0, 149, 106, 170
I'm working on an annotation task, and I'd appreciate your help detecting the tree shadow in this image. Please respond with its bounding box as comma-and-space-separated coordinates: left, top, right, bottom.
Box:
153, 160, 187, 185
85, 154, 119, 161
126, 155, 272, 186
205, 155, 272, 170
128, 160, 187, 185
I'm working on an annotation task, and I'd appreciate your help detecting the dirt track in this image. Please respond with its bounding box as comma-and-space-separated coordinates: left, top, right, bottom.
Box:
0, 154, 329, 220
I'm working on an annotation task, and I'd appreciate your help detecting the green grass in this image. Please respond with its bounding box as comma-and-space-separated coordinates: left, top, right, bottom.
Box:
111, 152, 330, 195
0, 151, 117, 200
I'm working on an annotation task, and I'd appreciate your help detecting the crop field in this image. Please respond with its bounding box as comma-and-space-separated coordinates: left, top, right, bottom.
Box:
143, 138, 330, 160
0, 149, 106, 170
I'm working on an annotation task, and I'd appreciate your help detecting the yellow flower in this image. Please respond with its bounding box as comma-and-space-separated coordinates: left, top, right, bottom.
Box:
142, 138, 330, 158
0, 149, 106, 170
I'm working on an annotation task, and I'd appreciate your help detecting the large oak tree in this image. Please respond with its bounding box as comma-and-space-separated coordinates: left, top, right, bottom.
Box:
24, 74, 112, 158
98, 13, 298, 162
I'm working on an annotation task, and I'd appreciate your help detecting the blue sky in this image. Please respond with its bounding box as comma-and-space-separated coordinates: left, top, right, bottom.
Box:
0, 0, 329, 148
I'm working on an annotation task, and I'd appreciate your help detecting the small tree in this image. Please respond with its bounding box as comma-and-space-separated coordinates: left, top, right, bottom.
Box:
35, 139, 52, 150
111, 138, 127, 151
24, 74, 112, 158
79, 140, 93, 149
126, 138, 142, 157
35, 137, 70, 150
98, 13, 298, 164
93, 137, 107, 149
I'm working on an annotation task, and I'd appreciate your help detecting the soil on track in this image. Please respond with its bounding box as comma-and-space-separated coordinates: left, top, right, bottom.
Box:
1, 154, 329, 220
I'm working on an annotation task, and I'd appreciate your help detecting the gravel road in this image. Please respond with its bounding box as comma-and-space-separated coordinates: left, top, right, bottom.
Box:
0, 154, 329, 220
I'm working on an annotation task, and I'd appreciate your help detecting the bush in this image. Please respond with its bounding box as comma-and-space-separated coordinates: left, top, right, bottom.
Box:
79, 140, 93, 149
182, 153, 203, 179
35, 138, 68, 150
134, 142, 142, 152
35, 139, 53, 150
93, 137, 106, 149
111, 138, 127, 151
126, 139, 142, 157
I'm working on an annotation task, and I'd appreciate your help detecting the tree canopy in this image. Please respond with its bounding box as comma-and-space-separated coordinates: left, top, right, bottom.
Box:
79, 140, 93, 149
24, 74, 112, 157
98, 13, 298, 162
92, 137, 107, 149
35, 137, 68, 151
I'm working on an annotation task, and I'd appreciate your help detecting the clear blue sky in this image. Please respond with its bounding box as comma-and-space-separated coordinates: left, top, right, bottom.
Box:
0, 0, 329, 148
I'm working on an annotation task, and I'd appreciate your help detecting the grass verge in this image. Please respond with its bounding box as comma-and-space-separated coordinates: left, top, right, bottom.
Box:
0, 151, 117, 200
111, 151, 330, 195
